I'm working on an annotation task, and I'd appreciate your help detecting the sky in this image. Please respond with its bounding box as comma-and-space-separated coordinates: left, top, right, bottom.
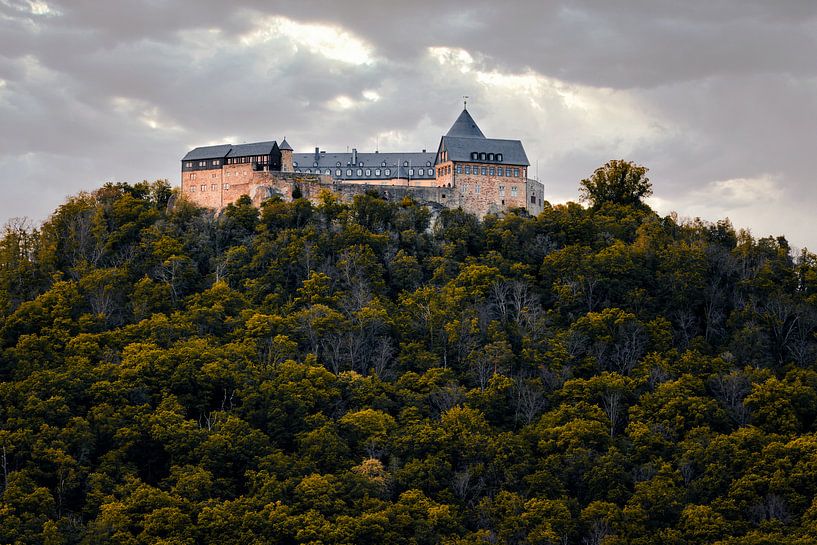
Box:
1, 0, 816, 248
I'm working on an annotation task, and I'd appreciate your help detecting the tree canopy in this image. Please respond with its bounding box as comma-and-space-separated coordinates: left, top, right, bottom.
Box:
1, 175, 817, 544
579, 160, 653, 208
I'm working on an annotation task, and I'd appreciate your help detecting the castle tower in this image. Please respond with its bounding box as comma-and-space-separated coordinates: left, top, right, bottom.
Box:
280, 138, 293, 172
434, 108, 532, 216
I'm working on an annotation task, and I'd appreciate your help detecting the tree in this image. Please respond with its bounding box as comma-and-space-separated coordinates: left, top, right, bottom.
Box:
579, 160, 652, 208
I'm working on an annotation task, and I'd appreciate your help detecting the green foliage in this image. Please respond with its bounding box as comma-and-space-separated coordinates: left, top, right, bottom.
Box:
580, 159, 653, 208
2, 177, 817, 543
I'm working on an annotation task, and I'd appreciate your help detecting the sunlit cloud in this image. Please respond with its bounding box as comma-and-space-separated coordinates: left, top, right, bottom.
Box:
241, 16, 376, 66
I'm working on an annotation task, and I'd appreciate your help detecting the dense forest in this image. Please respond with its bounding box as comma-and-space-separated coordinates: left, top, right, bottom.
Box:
3, 161, 817, 544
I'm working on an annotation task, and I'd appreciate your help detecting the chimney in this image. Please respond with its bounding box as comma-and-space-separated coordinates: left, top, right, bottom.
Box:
352, 148, 358, 165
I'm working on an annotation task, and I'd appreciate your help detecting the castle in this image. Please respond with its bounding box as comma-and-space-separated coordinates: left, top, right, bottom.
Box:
180, 108, 545, 218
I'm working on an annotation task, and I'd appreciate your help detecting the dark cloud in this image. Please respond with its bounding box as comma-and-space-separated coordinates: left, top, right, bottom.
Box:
1, 0, 816, 247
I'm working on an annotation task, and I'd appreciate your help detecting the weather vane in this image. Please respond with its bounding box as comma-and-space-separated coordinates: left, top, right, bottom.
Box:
463, 95, 469, 110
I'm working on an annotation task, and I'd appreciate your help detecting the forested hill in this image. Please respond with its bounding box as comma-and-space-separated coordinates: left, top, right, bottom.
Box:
3, 162, 817, 545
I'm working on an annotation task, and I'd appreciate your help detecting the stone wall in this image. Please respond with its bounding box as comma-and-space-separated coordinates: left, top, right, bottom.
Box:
180, 164, 543, 220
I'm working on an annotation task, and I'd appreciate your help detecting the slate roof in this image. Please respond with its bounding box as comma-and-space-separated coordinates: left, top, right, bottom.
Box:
182, 144, 233, 161
439, 136, 529, 166
226, 141, 278, 157
445, 109, 486, 138
292, 151, 437, 179
279, 138, 293, 151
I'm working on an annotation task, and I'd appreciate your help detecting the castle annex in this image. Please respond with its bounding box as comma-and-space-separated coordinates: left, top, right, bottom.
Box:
180, 108, 544, 218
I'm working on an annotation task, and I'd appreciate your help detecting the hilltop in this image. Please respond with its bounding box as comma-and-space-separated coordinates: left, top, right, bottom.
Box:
1, 165, 817, 544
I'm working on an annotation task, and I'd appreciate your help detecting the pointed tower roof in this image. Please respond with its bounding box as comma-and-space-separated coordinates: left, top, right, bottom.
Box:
279, 138, 293, 151
445, 109, 485, 138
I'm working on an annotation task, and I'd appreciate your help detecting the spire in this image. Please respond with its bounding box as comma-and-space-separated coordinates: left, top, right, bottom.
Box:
279, 138, 293, 151
445, 108, 485, 138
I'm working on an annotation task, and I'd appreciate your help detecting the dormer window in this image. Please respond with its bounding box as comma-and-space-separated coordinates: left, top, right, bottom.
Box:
336, 161, 341, 167
426, 161, 431, 166
313, 162, 318, 167
497, 153, 503, 162
382, 161, 387, 167
479, 153, 486, 160
293, 162, 298, 167
488, 153, 494, 161
403, 161, 409, 167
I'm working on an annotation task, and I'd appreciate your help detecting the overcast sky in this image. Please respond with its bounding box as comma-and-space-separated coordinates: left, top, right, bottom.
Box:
2, 1, 816, 248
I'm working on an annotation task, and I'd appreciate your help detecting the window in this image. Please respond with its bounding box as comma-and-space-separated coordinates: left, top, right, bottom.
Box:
471, 152, 478, 160
186, 162, 192, 168
200, 184, 206, 191
511, 186, 518, 197
497, 154, 503, 162
479, 153, 486, 160
212, 160, 220, 166
375, 169, 381, 176
191, 173, 196, 179
212, 173, 217, 178
293, 161, 298, 167
305, 169, 311, 173
223, 183, 230, 190
531, 195, 536, 204
456, 165, 462, 174
499, 185, 505, 197
481, 167, 487, 175
336, 161, 341, 167
489, 167, 495, 176
488, 153, 494, 161
409, 169, 414, 176
385, 169, 391, 176
382, 161, 387, 167
426, 161, 431, 166
476, 184, 481, 194
336, 169, 341, 176
346, 169, 352, 176
211, 184, 216, 191
514, 168, 520, 177
357, 169, 363, 176
403, 161, 408, 167
325, 169, 331, 175
190, 186, 195, 192
428, 168, 433, 176
464, 166, 470, 174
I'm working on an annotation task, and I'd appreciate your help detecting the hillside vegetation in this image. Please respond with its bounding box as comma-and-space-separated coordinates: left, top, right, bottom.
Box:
3, 165, 817, 544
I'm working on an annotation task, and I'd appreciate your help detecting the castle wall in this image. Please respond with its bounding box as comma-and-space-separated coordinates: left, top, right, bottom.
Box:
454, 165, 529, 217
181, 160, 543, 220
